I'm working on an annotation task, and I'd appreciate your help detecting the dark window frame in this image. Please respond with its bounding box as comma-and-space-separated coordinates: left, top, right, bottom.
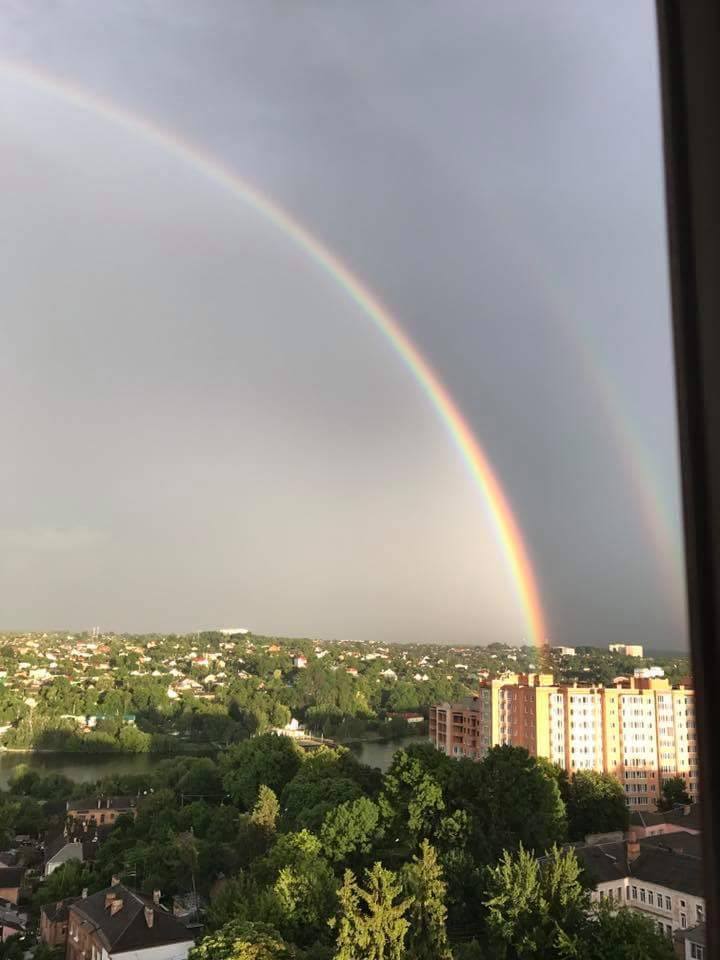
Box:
656, 1, 720, 954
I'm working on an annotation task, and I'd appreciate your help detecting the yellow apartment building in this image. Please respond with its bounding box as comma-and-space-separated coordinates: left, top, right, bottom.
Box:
428, 674, 698, 810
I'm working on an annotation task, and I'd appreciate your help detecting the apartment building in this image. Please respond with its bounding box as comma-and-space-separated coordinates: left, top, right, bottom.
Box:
609, 643, 644, 657
429, 673, 698, 809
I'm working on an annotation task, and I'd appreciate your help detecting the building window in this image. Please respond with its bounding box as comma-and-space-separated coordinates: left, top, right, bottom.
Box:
681, 915, 687, 929
648, 891, 654, 906
690, 944, 705, 960
665, 896, 672, 911
632, 886, 638, 900
697, 905, 704, 922
640, 889, 646, 903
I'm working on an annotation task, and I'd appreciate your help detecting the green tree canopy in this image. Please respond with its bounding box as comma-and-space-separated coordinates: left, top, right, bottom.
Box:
331, 864, 410, 960
471, 746, 567, 862
379, 751, 445, 848
221, 735, 302, 809
402, 841, 452, 960
320, 798, 381, 866
251, 786, 280, 834
566, 771, 629, 840
571, 902, 675, 960
189, 920, 294, 960
484, 845, 588, 959
658, 776, 691, 811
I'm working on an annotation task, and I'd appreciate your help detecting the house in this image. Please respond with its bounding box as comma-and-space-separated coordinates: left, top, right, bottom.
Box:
0, 897, 28, 942
272, 718, 305, 739
40, 898, 75, 947
674, 922, 705, 959
43, 834, 98, 877
66, 797, 137, 826
0, 867, 24, 905
66, 884, 195, 960
575, 832, 704, 936
292, 655, 308, 669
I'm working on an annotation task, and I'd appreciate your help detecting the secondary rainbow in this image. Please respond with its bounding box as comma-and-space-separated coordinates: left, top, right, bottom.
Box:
0, 58, 548, 648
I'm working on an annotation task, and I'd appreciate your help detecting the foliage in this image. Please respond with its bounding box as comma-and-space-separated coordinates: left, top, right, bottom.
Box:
484, 845, 588, 958
565, 771, 629, 840
574, 902, 675, 960
320, 798, 381, 865
189, 920, 294, 960
34, 860, 97, 906
470, 747, 567, 863
379, 751, 445, 848
221, 735, 302, 809
331, 864, 410, 960
402, 841, 452, 960
658, 775, 691, 811
251, 786, 280, 834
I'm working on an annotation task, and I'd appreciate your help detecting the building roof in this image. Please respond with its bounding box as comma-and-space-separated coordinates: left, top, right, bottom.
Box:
630, 802, 702, 832
0, 867, 24, 888
675, 922, 706, 946
70, 885, 194, 954
574, 836, 704, 899
574, 841, 629, 885
640, 831, 704, 860
41, 898, 77, 924
630, 846, 704, 898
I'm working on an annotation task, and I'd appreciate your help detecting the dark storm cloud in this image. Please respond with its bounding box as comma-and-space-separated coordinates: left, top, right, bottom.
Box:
0, 1, 686, 647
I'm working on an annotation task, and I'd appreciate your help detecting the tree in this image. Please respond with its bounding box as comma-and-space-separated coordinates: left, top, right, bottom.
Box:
253, 831, 338, 947
320, 798, 381, 865
34, 859, 96, 906
402, 841, 452, 960
251, 786, 280, 834
379, 751, 445, 848
484, 845, 588, 959
331, 864, 410, 960
177, 758, 224, 799
471, 747, 567, 862
189, 919, 294, 960
566, 771, 629, 840
221, 735, 302, 809
658, 776, 691, 811
572, 901, 675, 960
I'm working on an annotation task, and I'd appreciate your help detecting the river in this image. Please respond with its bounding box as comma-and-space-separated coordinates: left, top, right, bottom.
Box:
0, 735, 422, 788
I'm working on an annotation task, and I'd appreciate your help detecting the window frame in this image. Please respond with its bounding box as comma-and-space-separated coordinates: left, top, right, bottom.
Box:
656, 1, 720, 953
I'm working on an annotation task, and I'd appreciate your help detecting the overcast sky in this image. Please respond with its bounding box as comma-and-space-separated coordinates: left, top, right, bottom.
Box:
0, 2, 687, 649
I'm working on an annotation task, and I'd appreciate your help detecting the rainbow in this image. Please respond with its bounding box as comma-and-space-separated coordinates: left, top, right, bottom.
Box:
0, 59, 549, 648
469, 201, 687, 640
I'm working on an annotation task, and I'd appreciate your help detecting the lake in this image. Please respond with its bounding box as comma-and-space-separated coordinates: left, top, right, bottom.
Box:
0, 735, 422, 788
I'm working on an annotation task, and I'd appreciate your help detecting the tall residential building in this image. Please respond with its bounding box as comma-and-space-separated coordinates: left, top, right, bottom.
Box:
609, 643, 644, 657
428, 673, 698, 809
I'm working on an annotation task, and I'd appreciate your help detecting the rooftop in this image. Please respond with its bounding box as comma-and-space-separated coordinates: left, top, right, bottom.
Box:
70, 884, 193, 954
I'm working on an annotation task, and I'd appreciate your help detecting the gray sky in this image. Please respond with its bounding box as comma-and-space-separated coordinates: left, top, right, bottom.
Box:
0, 1, 687, 648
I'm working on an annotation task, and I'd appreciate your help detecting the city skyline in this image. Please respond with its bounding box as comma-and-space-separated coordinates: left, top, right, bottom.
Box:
0, 2, 686, 647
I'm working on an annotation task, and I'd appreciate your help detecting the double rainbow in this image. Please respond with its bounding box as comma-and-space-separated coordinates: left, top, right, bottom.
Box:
1, 59, 548, 648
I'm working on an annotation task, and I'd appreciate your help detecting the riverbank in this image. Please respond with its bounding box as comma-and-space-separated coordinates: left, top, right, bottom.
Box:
0, 734, 421, 787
